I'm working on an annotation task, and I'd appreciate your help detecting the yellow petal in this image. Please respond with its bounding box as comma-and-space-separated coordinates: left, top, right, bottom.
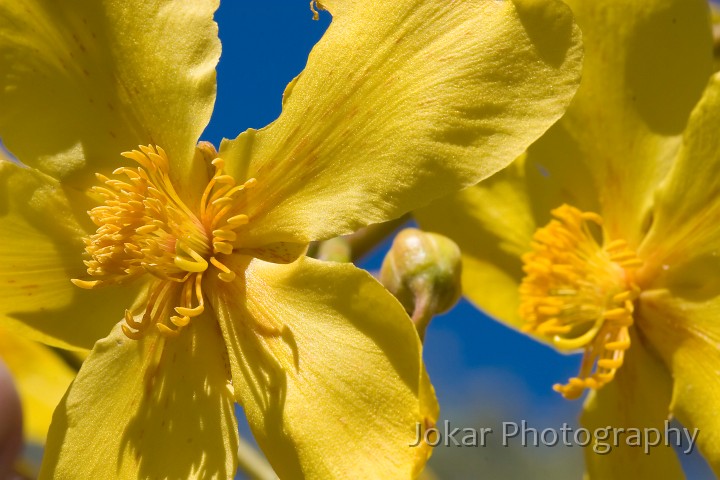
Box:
581, 328, 682, 479
209, 256, 438, 478
237, 241, 308, 264
220, 0, 583, 246
0, 161, 138, 349
41, 318, 239, 479
418, 0, 712, 333
0, 0, 220, 191
0, 325, 75, 444
549, 0, 712, 244
639, 289, 720, 475
415, 152, 599, 329
416, 159, 532, 328
639, 72, 720, 276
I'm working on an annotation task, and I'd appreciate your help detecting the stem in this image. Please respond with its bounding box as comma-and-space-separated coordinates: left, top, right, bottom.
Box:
316, 237, 351, 262
236, 436, 277, 480
308, 214, 410, 264
411, 292, 434, 343
346, 214, 411, 262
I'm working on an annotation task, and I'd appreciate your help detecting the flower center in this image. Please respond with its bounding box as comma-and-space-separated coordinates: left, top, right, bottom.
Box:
519, 204, 642, 400
72, 144, 256, 339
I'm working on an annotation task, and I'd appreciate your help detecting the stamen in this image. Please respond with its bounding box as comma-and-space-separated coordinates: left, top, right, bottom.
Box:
519, 204, 642, 400
210, 257, 236, 283
70, 279, 101, 289
156, 323, 180, 337
228, 214, 249, 226
174, 241, 209, 273
72, 144, 255, 340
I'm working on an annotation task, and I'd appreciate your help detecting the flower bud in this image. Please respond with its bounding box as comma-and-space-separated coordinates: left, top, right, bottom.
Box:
380, 228, 462, 340
196, 140, 218, 162
316, 237, 352, 263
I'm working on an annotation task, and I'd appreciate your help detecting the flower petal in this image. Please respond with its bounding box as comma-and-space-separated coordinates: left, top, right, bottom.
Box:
639, 289, 720, 475
0, 324, 75, 444
0, 0, 220, 190
418, 0, 712, 337
416, 160, 533, 328
0, 161, 138, 349
415, 151, 598, 330
209, 256, 438, 478
220, 0, 582, 245
639, 73, 720, 277
237, 241, 308, 265
547, 0, 712, 244
580, 328, 682, 479
41, 318, 239, 479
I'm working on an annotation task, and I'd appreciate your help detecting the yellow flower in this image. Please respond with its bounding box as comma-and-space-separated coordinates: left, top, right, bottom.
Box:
0, 326, 76, 478
0, 0, 582, 478
418, 0, 720, 477
0, 326, 76, 446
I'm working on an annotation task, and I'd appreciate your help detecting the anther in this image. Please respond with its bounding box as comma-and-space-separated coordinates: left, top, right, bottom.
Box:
175, 305, 204, 317
228, 214, 249, 226
156, 323, 179, 337
170, 315, 190, 328
70, 279, 101, 289
210, 257, 236, 282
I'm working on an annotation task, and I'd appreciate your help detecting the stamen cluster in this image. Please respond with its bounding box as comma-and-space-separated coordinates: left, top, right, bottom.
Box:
519, 204, 642, 399
72, 145, 256, 338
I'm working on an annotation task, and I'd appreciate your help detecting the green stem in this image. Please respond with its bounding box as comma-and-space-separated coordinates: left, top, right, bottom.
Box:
309, 214, 410, 263
346, 214, 411, 262
411, 292, 434, 343
236, 436, 277, 480
346, 213, 410, 262
315, 236, 352, 262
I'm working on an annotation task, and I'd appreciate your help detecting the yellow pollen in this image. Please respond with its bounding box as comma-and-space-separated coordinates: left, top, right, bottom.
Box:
519, 204, 642, 400
72, 144, 256, 339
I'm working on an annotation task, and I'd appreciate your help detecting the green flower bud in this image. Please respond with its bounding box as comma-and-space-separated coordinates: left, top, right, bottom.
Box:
380, 228, 462, 340
316, 236, 352, 263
